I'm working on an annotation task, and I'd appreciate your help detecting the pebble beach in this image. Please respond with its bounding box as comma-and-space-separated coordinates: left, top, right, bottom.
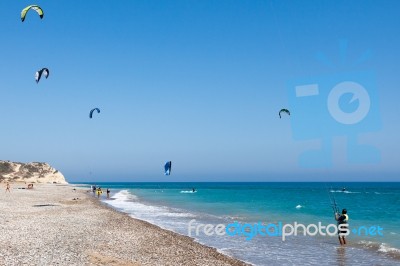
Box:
0, 184, 248, 266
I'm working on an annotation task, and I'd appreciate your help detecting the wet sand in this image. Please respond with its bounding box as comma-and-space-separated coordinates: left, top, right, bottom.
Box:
0, 184, 248, 265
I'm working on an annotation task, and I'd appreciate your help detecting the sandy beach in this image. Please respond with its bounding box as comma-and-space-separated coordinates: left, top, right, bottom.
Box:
0, 184, 248, 266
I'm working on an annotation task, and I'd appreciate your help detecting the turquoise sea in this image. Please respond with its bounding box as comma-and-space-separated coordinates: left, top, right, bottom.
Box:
78, 182, 400, 266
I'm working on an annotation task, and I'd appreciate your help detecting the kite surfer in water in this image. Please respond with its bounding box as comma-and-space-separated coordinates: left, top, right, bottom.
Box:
335, 209, 349, 245
328, 186, 349, 245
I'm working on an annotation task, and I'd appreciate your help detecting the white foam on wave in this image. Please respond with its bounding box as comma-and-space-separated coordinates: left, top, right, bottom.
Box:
373, 192, 396, 195
358, 240, 377, 247
295, 205, 303, 209
222, 215, 244, 221
358, 240, 400, 255
111, 189, 138, 201
330, 190, 360, 194
378, 243, 400, 254
105, 189, 197, 223
180, 190, 197, 193
153, 212, 196, 218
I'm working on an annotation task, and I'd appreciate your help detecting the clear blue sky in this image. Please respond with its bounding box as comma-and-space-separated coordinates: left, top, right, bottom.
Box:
1, 0, 399, 182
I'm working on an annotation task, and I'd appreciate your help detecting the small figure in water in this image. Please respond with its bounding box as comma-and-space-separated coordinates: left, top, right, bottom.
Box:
341, 187, 346, 192
335, 209, 349, 245
192, 188, 196, 192
106, 188, 110, 199
96, 187, 102, 198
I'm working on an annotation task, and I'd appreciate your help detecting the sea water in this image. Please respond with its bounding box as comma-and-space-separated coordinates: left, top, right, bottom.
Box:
81, 182, 400, 265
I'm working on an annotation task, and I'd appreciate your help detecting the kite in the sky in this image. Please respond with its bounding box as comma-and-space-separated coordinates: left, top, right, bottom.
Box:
35, 68, 49, 83
279, 109, 290, 119
21, 5, 44, 22
164, 161, 172, 175
89, 108, 100, 119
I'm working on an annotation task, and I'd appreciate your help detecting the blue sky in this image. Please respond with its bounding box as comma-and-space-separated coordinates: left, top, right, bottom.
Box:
1, 0, 399, 182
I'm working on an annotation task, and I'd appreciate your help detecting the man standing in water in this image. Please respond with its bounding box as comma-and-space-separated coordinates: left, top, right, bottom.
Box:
335, 209, 349, 245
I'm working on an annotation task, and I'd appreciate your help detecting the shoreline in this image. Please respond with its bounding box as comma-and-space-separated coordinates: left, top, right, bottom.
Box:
96, 184, 400, 265
0, 183, 249, 265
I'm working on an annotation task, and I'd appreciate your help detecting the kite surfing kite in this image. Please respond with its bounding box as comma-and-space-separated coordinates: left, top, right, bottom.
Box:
35, 68, 49, 83
279, 108, 290, 119
21, 5, 44, 22
164, 161, 172, 175
89, 108, 100, 119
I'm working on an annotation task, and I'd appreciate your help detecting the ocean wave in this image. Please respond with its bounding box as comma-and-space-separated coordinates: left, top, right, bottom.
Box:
330, 190, 360, 194
295, 205, 303, 209
180, 190, 197, 193
379, 243, 400, 254
106, 191, 197, 220
111, 189, 138, 201
222, 215, 245, 221
374, 192, 397, 195
358, 240, 400, 259
153, 212, 197, 218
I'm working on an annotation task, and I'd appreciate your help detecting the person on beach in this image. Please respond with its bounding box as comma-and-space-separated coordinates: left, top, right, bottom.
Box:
106, 188, 110, 199
92, 185, 96, 194
96, 187, 102, 198
335, 209, 349, 245
5, 182, 11, 193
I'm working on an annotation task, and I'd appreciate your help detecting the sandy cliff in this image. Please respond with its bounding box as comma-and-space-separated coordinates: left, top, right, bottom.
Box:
0, 160, 67, 184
